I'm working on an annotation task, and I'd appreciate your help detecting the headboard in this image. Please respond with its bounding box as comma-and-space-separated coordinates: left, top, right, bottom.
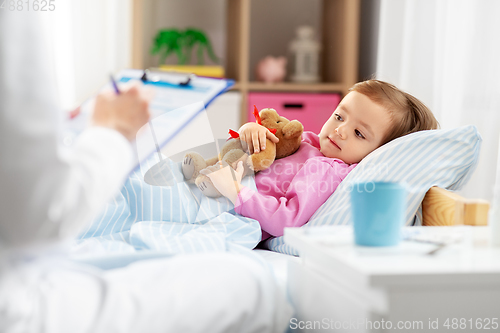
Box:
422, 187, 489, 226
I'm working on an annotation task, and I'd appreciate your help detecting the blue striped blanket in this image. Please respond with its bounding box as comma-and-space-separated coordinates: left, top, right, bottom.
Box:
72, 156, 262, 259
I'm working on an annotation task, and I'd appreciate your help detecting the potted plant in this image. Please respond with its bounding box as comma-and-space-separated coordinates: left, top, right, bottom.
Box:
151, 28, 224, 78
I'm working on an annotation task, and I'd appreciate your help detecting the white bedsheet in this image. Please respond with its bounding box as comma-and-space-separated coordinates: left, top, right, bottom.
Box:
71, 156, 262, 260
254, 249, 299, 298
1, 251, 293, 333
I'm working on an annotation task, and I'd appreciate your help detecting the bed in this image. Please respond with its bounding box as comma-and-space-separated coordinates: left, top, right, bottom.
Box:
70, 124, 486, 332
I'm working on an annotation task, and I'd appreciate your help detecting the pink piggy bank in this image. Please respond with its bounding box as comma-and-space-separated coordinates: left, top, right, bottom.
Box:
256, 56, 287, 84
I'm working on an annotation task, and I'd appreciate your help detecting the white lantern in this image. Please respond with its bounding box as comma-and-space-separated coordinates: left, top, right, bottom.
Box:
289, 25, 321, 83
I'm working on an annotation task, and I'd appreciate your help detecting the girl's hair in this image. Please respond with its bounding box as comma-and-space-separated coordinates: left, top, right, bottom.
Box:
350, 79, 439, 145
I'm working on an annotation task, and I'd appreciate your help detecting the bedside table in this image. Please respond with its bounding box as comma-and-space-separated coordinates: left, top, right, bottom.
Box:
284, 226, 500, 333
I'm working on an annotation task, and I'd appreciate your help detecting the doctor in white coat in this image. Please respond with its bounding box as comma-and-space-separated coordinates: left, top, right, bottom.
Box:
0, 10, 291, 333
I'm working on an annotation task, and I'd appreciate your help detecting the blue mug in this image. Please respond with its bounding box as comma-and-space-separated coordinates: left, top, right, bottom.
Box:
350, 182, 407, 246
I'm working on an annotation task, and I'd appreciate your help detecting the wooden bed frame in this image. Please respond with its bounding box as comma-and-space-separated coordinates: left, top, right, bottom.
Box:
422, 187, 490, 226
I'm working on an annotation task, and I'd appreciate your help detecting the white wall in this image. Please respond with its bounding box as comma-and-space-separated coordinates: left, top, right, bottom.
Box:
50, 0, 132, 110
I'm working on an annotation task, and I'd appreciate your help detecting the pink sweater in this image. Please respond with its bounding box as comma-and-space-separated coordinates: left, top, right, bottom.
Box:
234, 132, 356, 240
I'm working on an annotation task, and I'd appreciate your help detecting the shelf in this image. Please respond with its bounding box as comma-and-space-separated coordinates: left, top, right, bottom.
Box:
247, 82, 345, 93
230, 82, 346, 93
133, 0, 360, 126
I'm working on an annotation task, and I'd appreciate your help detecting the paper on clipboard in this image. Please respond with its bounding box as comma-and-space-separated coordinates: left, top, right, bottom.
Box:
62, 68, 235, 181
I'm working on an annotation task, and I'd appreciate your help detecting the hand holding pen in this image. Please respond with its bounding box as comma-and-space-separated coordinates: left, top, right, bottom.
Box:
90, 75, 152, 142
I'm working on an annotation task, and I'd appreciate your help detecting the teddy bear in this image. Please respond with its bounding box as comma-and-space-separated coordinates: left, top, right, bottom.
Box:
181, 107, 304, 197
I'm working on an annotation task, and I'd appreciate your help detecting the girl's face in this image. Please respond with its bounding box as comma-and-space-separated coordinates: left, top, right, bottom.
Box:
319, 91, 392, 164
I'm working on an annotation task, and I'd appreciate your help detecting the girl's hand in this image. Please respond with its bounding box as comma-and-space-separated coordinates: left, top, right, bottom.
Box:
238, 122, 279, 154
200, 161, 245, 204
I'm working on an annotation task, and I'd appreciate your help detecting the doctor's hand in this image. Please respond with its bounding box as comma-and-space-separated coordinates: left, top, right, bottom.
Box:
200, 161, 245, 204
238, 122, 279, 154
92, 83, 153, 141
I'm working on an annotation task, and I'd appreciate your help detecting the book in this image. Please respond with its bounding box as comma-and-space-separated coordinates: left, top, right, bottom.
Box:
158, 65, 225, 78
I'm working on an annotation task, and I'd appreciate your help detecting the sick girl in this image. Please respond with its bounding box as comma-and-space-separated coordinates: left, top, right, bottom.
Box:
203, 80, 439, 240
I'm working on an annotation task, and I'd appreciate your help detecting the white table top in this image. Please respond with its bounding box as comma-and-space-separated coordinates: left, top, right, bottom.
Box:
284, 226, 500, 288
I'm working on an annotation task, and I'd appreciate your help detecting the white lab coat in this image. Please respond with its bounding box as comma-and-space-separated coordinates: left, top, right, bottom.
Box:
0, 11, 291, 333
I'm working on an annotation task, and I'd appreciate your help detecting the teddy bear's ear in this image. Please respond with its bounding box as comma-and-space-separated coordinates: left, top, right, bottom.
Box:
259, 108, 279, 120
282, 120, 304, 139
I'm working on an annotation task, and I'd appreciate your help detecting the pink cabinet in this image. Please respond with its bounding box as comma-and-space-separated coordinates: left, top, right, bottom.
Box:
248, 92, 341, 134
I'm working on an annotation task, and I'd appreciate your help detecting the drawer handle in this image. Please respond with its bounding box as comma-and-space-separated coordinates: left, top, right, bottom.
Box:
283, 103, 304, 109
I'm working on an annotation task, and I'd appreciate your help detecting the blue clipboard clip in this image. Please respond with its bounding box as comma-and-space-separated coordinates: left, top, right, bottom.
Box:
141, 69, 195, 86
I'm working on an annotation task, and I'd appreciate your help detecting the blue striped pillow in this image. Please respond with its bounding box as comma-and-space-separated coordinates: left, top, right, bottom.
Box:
263, 125, 482, 255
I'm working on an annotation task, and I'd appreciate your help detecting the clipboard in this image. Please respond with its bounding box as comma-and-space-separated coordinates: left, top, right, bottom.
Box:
62, 68, 235, 180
